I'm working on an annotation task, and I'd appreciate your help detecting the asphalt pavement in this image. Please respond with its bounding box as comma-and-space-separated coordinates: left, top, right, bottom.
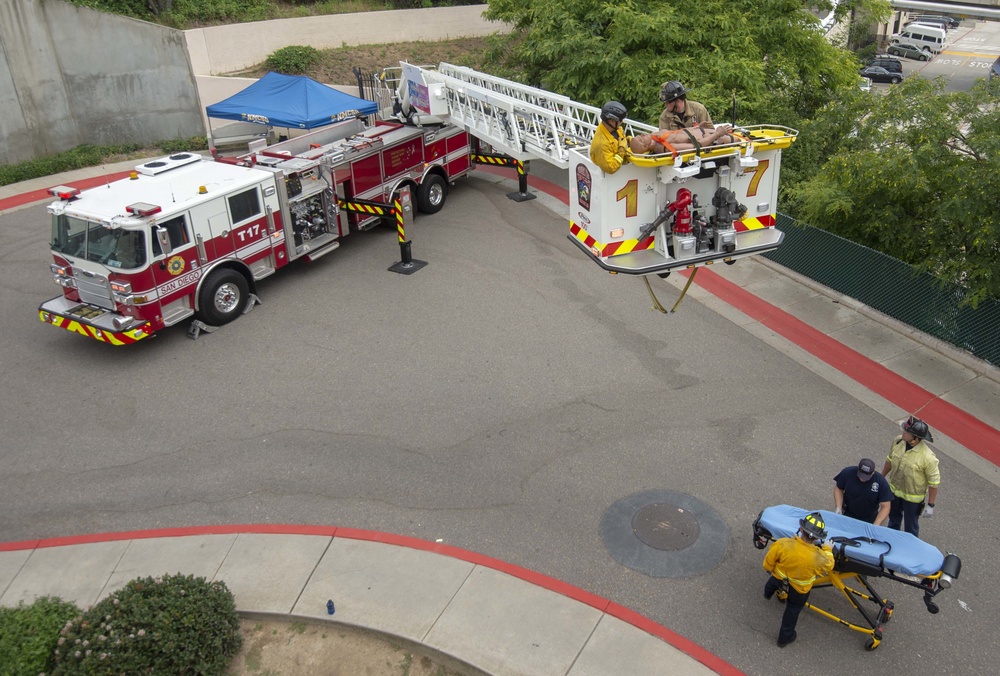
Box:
1, 162, 998, 675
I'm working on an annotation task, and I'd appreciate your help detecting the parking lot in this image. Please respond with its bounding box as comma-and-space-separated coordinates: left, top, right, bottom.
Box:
876, 19, 1000, 91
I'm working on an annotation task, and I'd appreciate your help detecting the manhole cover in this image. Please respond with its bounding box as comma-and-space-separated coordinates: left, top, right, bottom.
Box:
632, 503, 700, 551
600, 490, 728, 578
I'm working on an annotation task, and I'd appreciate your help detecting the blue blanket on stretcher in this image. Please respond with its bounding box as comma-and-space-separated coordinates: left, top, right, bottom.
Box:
758, 505, 944, 576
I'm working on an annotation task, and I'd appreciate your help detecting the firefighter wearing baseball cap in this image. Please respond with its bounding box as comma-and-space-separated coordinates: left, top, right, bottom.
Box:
833, 457, 893, 525
762, 512, 835, 647
882, 416, 940, 537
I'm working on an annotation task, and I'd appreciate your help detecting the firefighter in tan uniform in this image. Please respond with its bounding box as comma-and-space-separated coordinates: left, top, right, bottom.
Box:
762, 512, 835, 647
658, 81, 712, 131
882, 416, 940, 537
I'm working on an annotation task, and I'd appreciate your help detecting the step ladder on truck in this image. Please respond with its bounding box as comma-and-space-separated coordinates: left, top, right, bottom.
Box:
387, 62, 797, 307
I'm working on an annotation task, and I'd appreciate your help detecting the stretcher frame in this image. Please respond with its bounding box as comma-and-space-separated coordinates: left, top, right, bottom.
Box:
753, 511, 961, 651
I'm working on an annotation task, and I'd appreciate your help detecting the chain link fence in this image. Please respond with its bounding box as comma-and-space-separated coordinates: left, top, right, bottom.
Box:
764, 214, 1000, 369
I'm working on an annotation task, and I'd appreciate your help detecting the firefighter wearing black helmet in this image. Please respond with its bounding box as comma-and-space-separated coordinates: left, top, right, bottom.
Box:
658, 80, 712, 131
762, 512, 835, 647
882, 415, 941, 537
590, 101, 632, 174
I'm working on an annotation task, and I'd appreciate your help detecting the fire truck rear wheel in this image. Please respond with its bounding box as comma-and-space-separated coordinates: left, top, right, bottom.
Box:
417, 174, 448, 214
198, 268, 249, 326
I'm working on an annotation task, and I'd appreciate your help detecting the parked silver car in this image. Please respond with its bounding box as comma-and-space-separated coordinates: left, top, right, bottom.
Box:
888, 43, 931, 61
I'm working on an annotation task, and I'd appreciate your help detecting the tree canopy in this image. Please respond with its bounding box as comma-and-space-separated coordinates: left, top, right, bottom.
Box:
483, 0, 881, 127
484, 0, 999, 304
786, 78, 1000, 306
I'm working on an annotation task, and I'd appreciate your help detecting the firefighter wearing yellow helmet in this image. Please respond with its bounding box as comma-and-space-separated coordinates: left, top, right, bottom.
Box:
762, 512, 835, 647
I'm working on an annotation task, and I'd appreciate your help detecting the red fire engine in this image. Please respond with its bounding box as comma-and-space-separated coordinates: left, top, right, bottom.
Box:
39, 117, 471, 345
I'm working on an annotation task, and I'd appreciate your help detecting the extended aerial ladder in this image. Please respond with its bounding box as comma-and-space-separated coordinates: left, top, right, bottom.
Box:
384, 62, 798, 282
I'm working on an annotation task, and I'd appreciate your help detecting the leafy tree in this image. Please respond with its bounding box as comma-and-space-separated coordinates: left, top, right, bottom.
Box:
787, 78, 1000, 305
482, 0, 885, 127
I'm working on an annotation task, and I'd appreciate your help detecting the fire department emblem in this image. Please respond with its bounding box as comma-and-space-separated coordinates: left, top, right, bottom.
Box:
167, 255, 185, 276
576, 164, 592, 211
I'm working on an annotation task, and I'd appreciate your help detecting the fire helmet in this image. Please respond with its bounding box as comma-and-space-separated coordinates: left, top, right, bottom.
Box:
799, 512, 828, 541
901, 416, 934, 442
659, 80, 689, 103
600, 101, 627, 124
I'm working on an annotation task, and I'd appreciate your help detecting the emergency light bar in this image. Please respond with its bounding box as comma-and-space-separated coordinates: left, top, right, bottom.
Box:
48, 186, 80, 200
125, 202, 162, 217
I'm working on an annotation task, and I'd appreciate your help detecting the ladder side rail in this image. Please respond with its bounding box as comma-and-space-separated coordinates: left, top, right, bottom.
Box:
446, 86, 535, 161
413, 63, 654, 147
411, 63, 658, 167
439, 63, 579, 108
437, 63, 608, 134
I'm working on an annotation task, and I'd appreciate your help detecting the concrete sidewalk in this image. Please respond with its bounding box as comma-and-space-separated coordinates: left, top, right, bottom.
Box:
0, 528, 724, 676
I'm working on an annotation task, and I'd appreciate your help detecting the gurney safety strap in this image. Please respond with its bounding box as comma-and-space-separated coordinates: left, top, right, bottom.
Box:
830, 536, 892, 569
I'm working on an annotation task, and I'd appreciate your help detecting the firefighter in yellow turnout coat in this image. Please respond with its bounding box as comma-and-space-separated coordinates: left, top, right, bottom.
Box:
763, 512, 835, 647
589, 101, 631, 174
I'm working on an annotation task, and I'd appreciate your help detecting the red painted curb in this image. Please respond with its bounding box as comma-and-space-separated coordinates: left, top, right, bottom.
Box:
475, 164, 570, 204
0, 525, 743, 676
688, 268, 1000, 466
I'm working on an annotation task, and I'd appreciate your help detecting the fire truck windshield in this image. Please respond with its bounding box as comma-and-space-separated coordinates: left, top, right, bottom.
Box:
51, 215, 147, 269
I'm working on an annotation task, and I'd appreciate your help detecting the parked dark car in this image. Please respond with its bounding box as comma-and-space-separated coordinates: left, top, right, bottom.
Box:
859, 66, 903, 84
888, 44, 931, 61
865, 55, 903, 73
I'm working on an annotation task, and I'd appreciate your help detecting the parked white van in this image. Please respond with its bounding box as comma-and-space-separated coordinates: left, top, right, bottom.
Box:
891, 26, 947, 54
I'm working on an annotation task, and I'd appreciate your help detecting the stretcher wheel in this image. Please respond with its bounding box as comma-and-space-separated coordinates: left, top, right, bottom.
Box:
926, 601, 939, 614
865, 637, 881, 651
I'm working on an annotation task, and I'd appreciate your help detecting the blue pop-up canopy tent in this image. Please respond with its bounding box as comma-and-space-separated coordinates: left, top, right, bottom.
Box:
206, 72, 378, 129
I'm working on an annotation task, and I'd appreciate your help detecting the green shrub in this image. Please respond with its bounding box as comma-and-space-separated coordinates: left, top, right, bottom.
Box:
169, 0, 273, 25
158, 136, 209, 153
0, 596, 83, 676
266, 45, 321, 74
49, 573, 242, 675
0, 138, 208, 187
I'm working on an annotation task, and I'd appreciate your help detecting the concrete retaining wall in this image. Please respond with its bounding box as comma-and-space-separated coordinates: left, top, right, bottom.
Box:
0, 0, 203, 165
1, 1, 505, 165
185, 4, 501, 76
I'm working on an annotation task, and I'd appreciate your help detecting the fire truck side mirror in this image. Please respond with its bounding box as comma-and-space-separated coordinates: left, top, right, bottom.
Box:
155, 226, 173, 256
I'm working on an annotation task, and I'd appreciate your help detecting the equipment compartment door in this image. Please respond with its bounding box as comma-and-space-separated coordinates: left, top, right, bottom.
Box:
729, 151, 781, 230
382, 137, 423, 182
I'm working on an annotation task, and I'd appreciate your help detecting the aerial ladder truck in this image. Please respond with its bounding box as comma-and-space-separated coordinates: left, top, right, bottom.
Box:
386, 62, 797, 287
39, 62, 797, 345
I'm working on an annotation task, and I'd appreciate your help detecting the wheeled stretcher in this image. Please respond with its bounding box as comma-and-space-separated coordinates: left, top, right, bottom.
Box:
753, 505, 962, 650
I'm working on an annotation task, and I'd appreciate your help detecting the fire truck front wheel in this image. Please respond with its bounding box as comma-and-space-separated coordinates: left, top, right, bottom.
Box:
417, 174, 448, 214
198, 268, 249, 326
